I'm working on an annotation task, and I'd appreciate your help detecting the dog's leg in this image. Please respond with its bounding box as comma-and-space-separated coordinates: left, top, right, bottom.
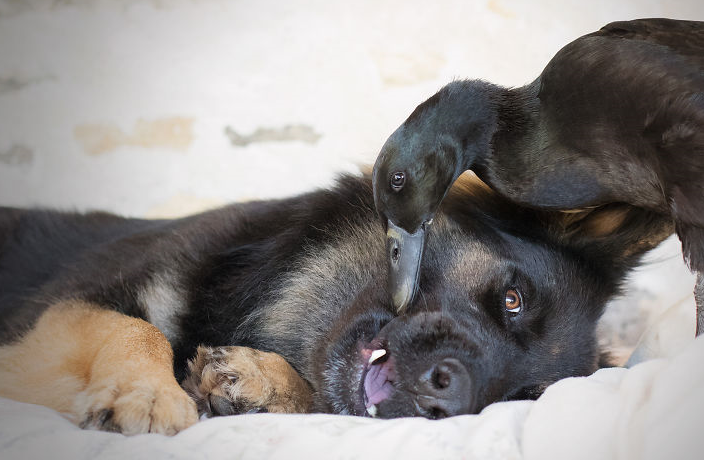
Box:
676, 222, 704, 336
0, 300, 197, 435
182, 345, 312, 417
696, 273, 704, 336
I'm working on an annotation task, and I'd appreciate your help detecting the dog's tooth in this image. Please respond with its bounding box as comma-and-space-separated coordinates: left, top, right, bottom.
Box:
368, 349, 387, 365
367, 404, 378, 418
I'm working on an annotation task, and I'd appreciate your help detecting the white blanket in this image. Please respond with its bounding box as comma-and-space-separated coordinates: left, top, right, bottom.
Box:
1, 332, 701, 460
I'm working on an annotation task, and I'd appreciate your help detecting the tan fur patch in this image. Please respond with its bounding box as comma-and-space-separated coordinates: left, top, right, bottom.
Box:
552, 204, 674, 261
578, 207, 630, 238
555, 207, 618, 235
448, 171, 494, 198
0, 300, 197, 435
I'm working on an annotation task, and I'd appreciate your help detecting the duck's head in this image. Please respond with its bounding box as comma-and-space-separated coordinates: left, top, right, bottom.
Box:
373, 122, 464, 313
373, 80, 501, 312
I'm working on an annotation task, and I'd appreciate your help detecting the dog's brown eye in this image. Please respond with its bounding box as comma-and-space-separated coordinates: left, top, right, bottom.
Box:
505, 289, 522, 313
390, 172, 405, 191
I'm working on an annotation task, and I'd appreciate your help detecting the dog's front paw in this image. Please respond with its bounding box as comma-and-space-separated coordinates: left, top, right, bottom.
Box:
74, 377, 198, 435
181, 346, 312, 417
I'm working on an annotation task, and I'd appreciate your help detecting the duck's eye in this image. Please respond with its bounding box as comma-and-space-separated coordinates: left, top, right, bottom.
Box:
390, 172, 405, 191
505, 288, 522, 314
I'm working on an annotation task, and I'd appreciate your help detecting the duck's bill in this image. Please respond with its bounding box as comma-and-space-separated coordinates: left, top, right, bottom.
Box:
386, 220, 425, 313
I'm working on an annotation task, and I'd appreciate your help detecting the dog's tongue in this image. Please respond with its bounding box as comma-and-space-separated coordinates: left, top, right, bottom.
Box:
364, 356, 395, 407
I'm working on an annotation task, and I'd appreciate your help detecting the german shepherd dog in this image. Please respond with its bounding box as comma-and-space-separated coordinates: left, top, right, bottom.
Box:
0, 173, 672, 435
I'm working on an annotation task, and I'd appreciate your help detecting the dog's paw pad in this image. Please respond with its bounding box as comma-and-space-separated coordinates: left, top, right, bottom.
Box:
182, 345, 312, 417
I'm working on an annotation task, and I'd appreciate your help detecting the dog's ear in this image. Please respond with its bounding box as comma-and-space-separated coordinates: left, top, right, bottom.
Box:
542, 203, 674, 269
445, 172, 674, 275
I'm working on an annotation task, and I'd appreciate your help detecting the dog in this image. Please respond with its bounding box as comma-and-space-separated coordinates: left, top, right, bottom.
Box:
0, 172, 672, 434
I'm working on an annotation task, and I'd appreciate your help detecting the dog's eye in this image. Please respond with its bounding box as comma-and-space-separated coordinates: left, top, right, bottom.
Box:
505, 289, 522, 314
390, 172, 405, 191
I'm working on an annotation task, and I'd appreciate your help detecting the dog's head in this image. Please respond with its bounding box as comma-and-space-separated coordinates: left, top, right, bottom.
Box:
312, 173, 672, 418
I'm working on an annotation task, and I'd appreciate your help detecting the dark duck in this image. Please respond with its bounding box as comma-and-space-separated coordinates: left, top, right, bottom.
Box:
372, 18, 704, 331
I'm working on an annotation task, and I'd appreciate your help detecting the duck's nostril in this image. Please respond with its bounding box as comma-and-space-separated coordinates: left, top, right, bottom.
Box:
391, 245, 400, 262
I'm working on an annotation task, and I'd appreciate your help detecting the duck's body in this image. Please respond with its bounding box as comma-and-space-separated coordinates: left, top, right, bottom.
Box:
483, 19, 704, 215
373, 18, 704, 321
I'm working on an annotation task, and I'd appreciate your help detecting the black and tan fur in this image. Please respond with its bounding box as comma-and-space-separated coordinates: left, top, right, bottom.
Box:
0, 173, 673, 434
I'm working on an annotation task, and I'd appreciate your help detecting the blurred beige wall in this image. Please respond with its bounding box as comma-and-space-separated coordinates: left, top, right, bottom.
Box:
1, 0, 702, 216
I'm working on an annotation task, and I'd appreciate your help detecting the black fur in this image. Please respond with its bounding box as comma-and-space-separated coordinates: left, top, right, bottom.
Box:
0, 174, 672, 418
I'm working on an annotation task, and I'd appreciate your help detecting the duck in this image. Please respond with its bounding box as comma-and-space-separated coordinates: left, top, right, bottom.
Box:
372, 18, 704, 318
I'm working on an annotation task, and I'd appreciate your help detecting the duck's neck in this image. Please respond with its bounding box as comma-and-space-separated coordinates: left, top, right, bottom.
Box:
489, 82, 540, 162
414, 80, 508, 176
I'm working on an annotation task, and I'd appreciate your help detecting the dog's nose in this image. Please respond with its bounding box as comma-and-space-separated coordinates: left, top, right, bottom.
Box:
415, 357, 472, 418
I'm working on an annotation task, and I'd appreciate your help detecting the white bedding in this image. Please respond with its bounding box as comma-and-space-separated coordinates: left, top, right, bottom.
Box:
1, 321, 701, 460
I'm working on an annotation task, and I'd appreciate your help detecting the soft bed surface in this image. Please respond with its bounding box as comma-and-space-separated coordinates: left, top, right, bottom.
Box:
1, 332, 701, 460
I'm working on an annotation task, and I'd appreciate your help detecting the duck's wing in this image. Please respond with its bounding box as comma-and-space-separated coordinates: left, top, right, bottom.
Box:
594, 18, 704, 64
537, 19, 704, 271
538, 18, 704, 131
534, 19, 704, 201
